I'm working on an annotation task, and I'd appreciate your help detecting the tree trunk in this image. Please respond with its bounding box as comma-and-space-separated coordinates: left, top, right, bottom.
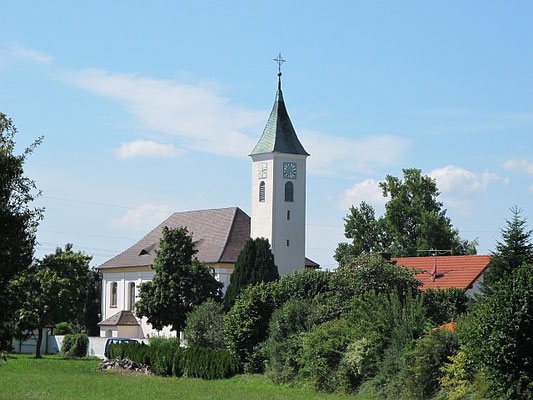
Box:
35, 326, 43, 358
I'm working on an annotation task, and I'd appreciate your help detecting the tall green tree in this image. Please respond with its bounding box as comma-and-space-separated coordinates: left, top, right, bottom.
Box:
482, 206, 533, 296
0, 113, 43, 350
460, 263, 533, 398
76, 268, 102, 336
335, 168, 476, 261
136, 226, 222, 333
224, 237, 279, 310
14, 244, 92, 357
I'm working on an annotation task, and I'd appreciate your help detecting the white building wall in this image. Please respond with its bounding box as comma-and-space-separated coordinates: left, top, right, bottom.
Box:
101, 270, 177, 339
466, 273, 485, 296
251, 152, 307, 276
100, 266, 232, 339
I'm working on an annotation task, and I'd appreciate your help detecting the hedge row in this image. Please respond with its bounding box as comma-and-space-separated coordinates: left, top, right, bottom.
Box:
107, 342, 238, 379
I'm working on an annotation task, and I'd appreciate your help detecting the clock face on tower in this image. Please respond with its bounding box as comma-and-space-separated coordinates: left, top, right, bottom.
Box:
283, 162, 297, 179
257, 162, 267, 179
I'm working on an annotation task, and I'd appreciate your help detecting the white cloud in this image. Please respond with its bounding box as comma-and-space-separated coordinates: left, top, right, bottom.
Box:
338, 178, 387, 210
428, 165, 504, 215
64, 68, 410, 174
338, 165, 503, 215
503, 159, 533, 175
64, 69, 264, 158
302, 132, 411, 175
428, 165, 502, 193
116, 139, 185, 159
9, 43, 53, 65
110, 203, 172, 230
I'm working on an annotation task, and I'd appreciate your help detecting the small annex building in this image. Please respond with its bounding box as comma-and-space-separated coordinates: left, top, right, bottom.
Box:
392, 255, 491, 295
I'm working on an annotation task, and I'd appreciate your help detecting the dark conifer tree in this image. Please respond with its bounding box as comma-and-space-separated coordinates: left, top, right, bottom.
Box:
482, 206, 533, 296
224, 237, 279, 310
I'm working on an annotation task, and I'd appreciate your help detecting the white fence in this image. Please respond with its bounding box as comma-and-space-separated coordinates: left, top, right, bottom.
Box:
12, 335, 149, 359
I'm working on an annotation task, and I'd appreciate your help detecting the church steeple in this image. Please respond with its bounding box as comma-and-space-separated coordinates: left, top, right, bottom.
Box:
249, 54, 309, 276
250, 65, 309, 156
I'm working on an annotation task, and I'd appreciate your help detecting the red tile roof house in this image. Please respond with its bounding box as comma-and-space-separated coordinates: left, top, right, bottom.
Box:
392, 255, 491, 295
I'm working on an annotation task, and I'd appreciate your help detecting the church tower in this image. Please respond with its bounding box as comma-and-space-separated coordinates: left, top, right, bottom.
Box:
250, 65, 309, 276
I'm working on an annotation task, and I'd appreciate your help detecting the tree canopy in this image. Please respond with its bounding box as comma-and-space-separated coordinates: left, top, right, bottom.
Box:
0, 113, 43, 350
136, 226, 222, 333
224, 237, 279, 310
482, 206, 533, 295
335, 168, 476, 264
14, 244, 92, 357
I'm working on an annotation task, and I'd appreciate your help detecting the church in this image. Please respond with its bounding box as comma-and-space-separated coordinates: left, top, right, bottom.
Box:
97, 70, 318, 338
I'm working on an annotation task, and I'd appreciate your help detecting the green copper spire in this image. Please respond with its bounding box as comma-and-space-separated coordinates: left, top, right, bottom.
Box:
250, 72, 309, 156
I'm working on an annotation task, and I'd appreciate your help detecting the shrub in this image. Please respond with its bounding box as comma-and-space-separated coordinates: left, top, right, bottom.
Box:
53, 322, 73, 335
224, 269, 334, 372
347, 291, 429, 398
439, 348, 490, 400
336, 253, 421, 298
336, 338, 376, 393
61, 333, 88, 357
223, 282, 274, 371
299, 319, 355, 392
265, 298, 313, 382
107, 340, 237, 379
402, 328, 459, 399
423, 288, 470, 326
184, 299, 225, 349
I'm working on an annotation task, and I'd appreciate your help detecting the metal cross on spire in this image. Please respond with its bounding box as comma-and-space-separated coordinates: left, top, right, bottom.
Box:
273, 52, 286, 74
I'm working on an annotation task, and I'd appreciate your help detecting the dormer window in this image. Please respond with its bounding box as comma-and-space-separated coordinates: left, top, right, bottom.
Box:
285, 181, 294, 202
259, 181, 266, 202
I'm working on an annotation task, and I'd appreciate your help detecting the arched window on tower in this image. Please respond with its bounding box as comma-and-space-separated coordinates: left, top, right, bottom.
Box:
259, 181, 266, 202
285, 181, 294, 202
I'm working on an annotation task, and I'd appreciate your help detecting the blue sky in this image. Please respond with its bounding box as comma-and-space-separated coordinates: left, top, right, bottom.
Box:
1, 1, 533, 269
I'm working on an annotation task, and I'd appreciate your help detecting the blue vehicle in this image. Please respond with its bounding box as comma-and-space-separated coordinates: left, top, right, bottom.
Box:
104, 337, 139, 358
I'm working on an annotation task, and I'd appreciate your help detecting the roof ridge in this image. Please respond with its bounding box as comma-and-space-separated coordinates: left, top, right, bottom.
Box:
171, 206, 239, 215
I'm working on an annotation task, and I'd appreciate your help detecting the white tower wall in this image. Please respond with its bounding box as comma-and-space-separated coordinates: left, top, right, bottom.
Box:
251, 152, 307, 276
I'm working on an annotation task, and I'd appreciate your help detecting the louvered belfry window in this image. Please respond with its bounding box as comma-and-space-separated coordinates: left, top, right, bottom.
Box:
259, 181, 266, 202
285, 181, 294, 202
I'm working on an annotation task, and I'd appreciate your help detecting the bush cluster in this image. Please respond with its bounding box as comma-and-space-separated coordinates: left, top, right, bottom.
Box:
61, 333, 88, 357
108, 340, 238, 380
53, 322, 73, 335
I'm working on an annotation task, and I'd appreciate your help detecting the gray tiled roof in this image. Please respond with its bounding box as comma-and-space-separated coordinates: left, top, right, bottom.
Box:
98, 207, 251, 269
250, 82, 309, 156
98, 310, 139, 326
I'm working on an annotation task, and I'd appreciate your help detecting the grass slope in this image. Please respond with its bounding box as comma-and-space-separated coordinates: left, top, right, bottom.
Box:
0, 355, 361, 400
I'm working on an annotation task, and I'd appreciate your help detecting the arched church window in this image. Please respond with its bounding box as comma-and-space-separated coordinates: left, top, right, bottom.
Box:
128, 282, 136, 311
111, 282, 117, 307
285, 181, 294, 202
259, 181, 266, 202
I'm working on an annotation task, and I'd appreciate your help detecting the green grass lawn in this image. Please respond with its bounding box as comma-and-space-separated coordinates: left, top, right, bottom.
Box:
0, 354, 366, 400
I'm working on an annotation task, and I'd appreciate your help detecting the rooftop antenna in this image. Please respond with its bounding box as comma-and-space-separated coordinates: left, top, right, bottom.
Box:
417, 249, 451, 281
273, 52, 286, 89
